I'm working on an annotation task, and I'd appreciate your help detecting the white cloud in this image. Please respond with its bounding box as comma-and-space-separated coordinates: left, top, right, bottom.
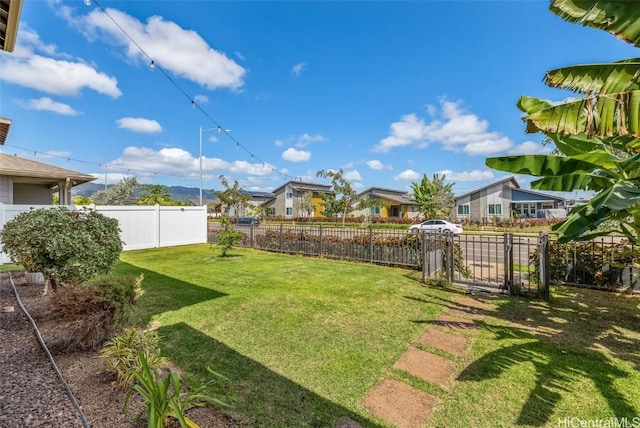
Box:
436, 169, 495, 182
274, 139, 285, 147
193, 94, 209, 104
295, 133, 325, 148
344, 170, 362, 181
508, 140, 551, 155
116, 117, 162, 133
72, 8, 246, 91
0, 28, 121, 98
394, 169, 421, 181
282, 148, 311, 162
14, 97, 79, 116
374, 99, 515, 156
107, 146, 274, 180
366, 160, 392, 170
291, 62, 307, 77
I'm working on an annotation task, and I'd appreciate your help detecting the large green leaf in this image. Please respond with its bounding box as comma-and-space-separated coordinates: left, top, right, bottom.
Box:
589, 180, 640, 210
530, 175, 592, 191
548, 133, 607, 156
552, 203, 611, 242
544, 60, 640, 95
523, 91, 640, 137
486, 154, 614, 177
550, 0, 640, 47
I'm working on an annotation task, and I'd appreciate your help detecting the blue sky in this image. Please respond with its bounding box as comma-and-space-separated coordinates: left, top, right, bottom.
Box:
1, 0, 637, 196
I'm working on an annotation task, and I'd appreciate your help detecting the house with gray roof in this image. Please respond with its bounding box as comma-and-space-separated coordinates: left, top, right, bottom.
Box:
352, 187, 421, 220
454, 176, 566, 221
262, 180, 331, 218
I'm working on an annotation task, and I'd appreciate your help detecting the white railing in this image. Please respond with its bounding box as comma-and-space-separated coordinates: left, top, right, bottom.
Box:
0, 204, 207, 264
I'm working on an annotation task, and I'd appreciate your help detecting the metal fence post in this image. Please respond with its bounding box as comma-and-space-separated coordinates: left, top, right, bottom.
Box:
539, 232, 550, 301
319, 225, 323, 256
504, 232, 513, 294
250, 224, 254, 248
446, 232, 454, 283
369, 226, 374, 263
279, 223, 284, 253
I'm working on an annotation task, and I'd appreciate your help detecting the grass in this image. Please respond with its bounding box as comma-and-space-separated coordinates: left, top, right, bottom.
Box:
112, 244, 640, 427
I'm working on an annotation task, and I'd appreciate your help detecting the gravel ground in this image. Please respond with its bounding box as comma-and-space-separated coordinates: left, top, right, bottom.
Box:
0, 271, 232, 428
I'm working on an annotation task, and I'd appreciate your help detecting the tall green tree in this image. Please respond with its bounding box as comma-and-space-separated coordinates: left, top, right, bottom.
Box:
212, 176, 251, 219
410, 173, 455, 219
486, 0, 640, 243
316, 169, 379, 225
92, 177, 139, 205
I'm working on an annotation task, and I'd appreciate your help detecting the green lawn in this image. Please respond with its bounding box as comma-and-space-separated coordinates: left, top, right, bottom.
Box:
114, 244, 640, 427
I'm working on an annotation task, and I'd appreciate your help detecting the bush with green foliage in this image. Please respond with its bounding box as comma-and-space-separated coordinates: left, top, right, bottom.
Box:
100, 327, 166, 388
216, 215, 243, 256
0, 207, 123, 290
123, 353, 232, 428
48, 275, 142, 351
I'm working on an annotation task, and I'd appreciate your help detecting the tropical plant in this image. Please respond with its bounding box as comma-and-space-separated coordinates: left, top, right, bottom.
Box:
73, 195, 94, 205
486, 0, 640, 244
123, 353, 232, 428
410, 173, 455, 219
0, 207, 123, 293
100, 327, 166, 388
316, 169, 379, 226
137, 184, 188, 206
92, 177, 139, 205
216, 215, 243, 256
212, 176, 251, 219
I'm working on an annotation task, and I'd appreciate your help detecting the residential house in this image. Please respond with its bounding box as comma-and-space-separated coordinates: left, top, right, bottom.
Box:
454, 176, 565, 221
262, 181, 330, 218
352, 187, 421, 220
0, 153, 97, 205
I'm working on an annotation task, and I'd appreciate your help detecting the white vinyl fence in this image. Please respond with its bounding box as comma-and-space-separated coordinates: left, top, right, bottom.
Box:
0, 204, 207, 264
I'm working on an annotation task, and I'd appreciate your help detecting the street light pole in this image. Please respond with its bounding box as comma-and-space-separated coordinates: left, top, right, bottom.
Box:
199, 126, 219, 206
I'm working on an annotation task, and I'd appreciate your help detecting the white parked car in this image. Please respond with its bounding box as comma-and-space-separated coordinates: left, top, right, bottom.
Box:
408, 219, 463, 235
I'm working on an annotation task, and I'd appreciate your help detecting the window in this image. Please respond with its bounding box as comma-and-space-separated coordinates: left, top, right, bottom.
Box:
285, 192, 293, 199
370, 206, 380, 215
457, 205, 470, 215
267, 208, 275, 216
488, 204, 502, 215
286, 207, 293, 216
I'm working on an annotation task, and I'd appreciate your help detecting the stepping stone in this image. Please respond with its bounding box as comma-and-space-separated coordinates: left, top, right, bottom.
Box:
363, 377, 436, 428
394, 347, 456, 386
434, 314, 476, 332
456, 295, 492, 311
416, 328, 468, 355
447, 306, 485, 321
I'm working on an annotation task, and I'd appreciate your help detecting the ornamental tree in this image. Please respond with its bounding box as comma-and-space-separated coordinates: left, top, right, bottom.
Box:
0, 207, 123, 293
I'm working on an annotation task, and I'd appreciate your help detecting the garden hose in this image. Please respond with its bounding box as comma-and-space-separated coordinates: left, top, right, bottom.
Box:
8, 272, 91, 428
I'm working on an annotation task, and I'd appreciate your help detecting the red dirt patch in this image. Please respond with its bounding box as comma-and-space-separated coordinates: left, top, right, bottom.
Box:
393, 347, 456, 387
446, 306, 486, 320
416, 328, 468, 355
363, 377, 436, 428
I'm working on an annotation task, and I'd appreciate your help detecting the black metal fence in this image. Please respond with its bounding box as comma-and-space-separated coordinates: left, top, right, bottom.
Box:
208, 224, 640, 297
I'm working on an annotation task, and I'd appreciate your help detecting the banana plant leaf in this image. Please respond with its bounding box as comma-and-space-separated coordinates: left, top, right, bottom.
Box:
544, 60, 640, 95
485, 154, 615, 177
589, 180, 640, 211
552, 203, 612, 242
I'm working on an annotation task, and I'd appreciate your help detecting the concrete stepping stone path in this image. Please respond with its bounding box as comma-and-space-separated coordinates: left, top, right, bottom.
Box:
363, 377, 437, 428
416, 328, 467, 356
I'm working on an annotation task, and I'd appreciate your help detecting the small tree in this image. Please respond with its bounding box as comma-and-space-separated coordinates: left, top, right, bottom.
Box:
410, 173, 455, 219
316, 169, 362, 226
137, 184, 188, 206
92, 177, 139, 205
73, 195, 94, 205
294, 191, 315, 218
0, 207, 123, 293
216, 215, 243, 256
212, 176, 251, 219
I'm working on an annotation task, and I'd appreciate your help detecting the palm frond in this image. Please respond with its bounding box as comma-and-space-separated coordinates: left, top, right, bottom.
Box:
550, 0, 640, 47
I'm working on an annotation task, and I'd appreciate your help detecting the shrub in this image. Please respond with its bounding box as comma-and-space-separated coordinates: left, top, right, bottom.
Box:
216, 215, 243, 256
100, 327, 166, 388
0, 207, 122, 291
48, 275, 142, 351
124, 353, 232, 428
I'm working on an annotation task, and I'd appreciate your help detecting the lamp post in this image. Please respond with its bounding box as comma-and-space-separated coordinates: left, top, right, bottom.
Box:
199, 126, 218, 206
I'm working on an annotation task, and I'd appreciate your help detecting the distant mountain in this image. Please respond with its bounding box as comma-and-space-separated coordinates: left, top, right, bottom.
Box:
71, 183, 213, 202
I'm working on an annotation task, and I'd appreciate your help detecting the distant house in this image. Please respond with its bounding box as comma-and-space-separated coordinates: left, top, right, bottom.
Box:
0, 153, 96, 205
352, 187, 421, 220
454, 176, 565, 221
262, 181, 331, 218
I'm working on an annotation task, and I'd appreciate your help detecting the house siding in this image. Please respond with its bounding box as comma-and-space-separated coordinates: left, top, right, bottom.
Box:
0, 176, 11, 204
13, 183, 51, 204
